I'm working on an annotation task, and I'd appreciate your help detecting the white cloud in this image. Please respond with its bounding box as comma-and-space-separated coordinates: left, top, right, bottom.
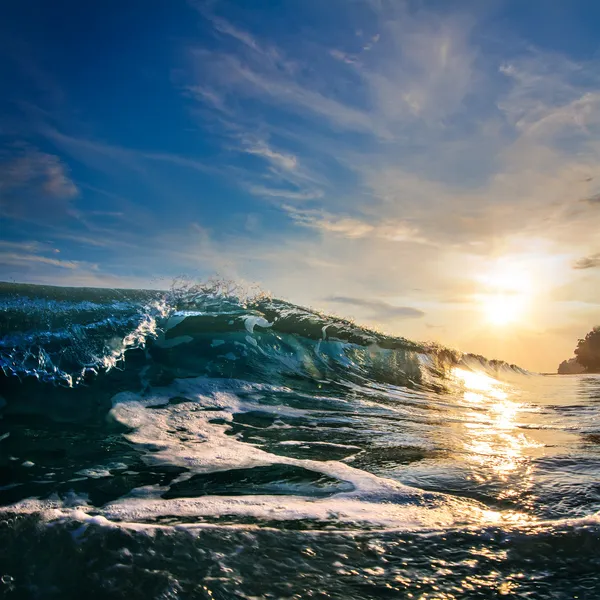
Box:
43, 128, 214, 176
0, 240, 58, 253
0, 251, 91, 270
241, 140, 298, 171
211, 54, 378, 133
364, 12, 476, 122
249, 186, 323, 201
283, 205, 429, 243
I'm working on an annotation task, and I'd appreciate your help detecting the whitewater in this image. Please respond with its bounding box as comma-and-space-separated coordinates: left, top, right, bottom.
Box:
1, 281, 599, 599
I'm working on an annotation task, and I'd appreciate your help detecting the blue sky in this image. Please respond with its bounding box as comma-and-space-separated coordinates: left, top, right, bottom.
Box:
1, 0, 599, 370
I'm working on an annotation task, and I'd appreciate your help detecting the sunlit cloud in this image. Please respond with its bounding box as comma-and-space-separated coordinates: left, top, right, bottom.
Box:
325, 295, 425, 320
573, 253, 600, 270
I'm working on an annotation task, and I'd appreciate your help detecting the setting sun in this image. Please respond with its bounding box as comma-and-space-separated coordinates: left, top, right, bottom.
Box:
476, 261, 533, 327
483, 292, 527, 326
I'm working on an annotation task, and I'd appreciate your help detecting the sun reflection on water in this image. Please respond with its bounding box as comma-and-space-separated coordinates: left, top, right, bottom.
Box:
452, 368, 541, 505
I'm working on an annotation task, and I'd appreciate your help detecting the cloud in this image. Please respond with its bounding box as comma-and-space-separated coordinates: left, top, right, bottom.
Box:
192, 3, 476, 135
325, 296, 425, 320
0, 251, 92, 270
249, 186, 323, 201
177, 5, 600, 371
288, 208, 375, 238
210, 15, 265, 55
284, 205, 429, 243
0, 248, 153, 289
242, 140, 298, 171
0, 145, 78, 219
364, 12, 476, 122
353, 43, 600, 250
42, 128, 215, 177
573, 253, 600, 269
207, 53, 378, 133
185, 85, 232, 114
186, 4, 599, 255
330, 49, 358, 65
45, 120, 325, 220
0, 240, 59, 253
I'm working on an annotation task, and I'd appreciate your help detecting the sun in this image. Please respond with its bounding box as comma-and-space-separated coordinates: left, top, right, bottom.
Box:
476, 260, 533, 327
483, 292, 526, 326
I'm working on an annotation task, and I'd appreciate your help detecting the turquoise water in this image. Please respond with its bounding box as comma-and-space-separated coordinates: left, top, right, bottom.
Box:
1, 282, 599, 598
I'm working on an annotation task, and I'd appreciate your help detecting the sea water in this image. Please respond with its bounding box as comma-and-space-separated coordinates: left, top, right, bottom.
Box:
1, 282, 599, 598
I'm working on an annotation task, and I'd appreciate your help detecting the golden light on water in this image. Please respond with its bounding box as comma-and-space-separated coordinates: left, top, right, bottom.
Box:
453, 368, 502, 394
452, 368, 541, 488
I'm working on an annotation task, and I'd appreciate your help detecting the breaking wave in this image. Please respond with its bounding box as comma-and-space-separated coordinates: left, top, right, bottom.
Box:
1, 281, 599, 599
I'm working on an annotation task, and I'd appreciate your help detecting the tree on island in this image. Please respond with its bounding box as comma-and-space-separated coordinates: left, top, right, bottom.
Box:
557, 357, 585, 374
574, 326, 600, 373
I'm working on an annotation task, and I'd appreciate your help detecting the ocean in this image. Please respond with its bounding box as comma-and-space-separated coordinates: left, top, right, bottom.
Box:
1, 281, 599, 599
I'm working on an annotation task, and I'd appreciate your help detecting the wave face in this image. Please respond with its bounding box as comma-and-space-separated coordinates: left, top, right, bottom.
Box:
1, 281, 600, 599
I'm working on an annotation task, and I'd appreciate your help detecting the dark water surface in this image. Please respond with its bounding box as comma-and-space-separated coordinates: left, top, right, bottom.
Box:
1, 282, 599, 599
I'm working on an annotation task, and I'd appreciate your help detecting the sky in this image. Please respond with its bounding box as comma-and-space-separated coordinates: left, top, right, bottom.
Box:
1, 0, 599, 372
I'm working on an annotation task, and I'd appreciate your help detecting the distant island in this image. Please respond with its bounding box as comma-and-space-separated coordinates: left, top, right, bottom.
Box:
558, 326, 600, 374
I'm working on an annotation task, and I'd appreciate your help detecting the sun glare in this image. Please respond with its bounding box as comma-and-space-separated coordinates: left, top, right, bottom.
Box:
483, 293, 526, 326
476, 261, 533, 327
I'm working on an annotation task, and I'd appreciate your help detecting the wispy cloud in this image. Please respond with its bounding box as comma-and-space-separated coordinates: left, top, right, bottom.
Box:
241, 140, 298, 171
203, 11, 296, 74
0, 251, 92, 270
0, 145, 78, 219
44, 128, 214, 176
284, 205, 429, 243
573, 253, 600, 270
325, 296, 425, 320
365, 12, 476, 122
0, 240, 59, 253
249, 187, 323, 201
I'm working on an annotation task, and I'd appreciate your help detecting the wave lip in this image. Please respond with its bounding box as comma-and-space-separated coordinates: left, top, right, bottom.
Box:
0, 281, 525, 390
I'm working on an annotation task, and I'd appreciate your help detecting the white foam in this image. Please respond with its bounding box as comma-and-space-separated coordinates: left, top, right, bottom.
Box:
278, 441, 361, 450
96, 299, 169, 375
110, 379, 364, 484
10, 373, 588, 534
107, 462, 128, 471
101, 493, 475, 530
243, 315, 272, 334
102, 376, 502, 531
4, 489, 537, 534
76, 467, 112, 479
111, 384, 289, 475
